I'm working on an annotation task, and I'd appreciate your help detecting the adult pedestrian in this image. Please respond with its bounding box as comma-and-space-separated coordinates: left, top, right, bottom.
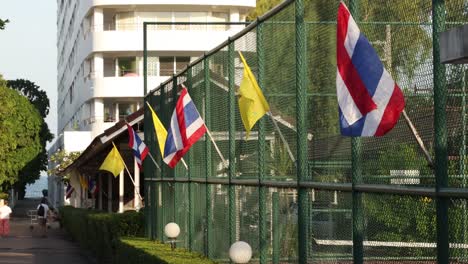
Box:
37, 198, 50, 238
0, 199, 12, 237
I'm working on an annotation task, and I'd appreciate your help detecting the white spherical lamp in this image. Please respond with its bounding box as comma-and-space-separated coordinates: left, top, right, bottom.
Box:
164, 222, 180, 239
229, 241, 252, 264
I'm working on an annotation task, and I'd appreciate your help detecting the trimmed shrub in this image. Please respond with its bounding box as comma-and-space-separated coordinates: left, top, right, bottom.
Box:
59, 206, 144, 262
116, 237, 217, 264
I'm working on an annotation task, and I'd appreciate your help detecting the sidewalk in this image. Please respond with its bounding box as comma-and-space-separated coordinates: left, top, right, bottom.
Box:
0, 198, 93, 264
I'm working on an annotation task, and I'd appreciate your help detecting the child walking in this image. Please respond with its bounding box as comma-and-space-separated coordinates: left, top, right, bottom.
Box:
0, 200, 12, 237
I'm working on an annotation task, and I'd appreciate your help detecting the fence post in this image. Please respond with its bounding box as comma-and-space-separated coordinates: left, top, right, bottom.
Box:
348, 1, 364, 263
143, 22, 148, 95
228, 40, 237, 250
272, 192, 280, 264
295, 0, 309, 263
144, 95, 151, 239
172, 77, 178, 226
187, 68, 195, 251
204, 58, 213, 258
460, 68, 467, 249
159, 87, 166, 242
433, 0, 449, 263
257, 20, 268, 264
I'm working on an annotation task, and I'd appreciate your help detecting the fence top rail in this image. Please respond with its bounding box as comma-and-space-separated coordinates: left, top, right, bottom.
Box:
145, 0, 295, 97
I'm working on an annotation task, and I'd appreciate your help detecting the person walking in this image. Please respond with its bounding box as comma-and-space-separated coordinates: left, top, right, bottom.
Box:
37, 198, 50, 238
0, 200, 12, 238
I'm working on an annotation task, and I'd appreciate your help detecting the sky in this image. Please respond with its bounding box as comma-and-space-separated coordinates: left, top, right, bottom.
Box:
0, 1, 57, 142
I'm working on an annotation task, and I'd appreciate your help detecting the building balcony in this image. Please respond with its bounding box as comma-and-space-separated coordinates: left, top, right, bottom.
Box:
91, 29, 238, 53
91, 76, 169, 98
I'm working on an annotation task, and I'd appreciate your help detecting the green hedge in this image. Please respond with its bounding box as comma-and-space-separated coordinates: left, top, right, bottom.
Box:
116, 237, 217, 264
59, 206, 144, 262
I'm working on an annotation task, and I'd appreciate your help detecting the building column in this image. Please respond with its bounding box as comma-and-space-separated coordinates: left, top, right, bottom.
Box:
98, 174, 103, 210
93, 8, 103, 32
119, 170, 124, 213
94, 53, 103, 78
108, 174, 113, 213
134, 157, 141, 210
229, 9, 241, 30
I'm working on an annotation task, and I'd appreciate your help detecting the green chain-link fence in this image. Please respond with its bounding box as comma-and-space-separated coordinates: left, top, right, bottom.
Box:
143, 0, 468, 263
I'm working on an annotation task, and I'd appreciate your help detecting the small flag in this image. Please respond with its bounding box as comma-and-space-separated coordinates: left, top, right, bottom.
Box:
146, 102, 168, 157
238, 51, 270, 139
99, 142, 125, 177
65, 184, 74, 199
127, 124, 149, 168
164, 85, 207, 168
89, 179, 98, 196
336, 2, 404, 136
79, 175, 88, 190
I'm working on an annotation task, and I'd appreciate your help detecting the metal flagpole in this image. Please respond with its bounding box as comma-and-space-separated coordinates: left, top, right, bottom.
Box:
402, 110, 434, 169
122, 158, 144, 201
205, 127, 228, 169
267, 111, 296, 164
147, 150, 162, 171
113, 141, 144, 201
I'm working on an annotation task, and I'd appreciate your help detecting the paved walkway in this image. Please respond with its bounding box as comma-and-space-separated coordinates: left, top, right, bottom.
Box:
0, 198, 93, 264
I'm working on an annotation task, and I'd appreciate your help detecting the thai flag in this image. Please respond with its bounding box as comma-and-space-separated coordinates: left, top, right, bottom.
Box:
336, 2, 404, 136
127, 124, 149, 168
89, 179, 98, 196
65, 184, 74, 199
164, 85, 207, 168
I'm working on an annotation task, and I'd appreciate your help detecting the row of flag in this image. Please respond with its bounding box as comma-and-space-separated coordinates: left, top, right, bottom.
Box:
96, 1, 405, 177
64, 174, 97, 199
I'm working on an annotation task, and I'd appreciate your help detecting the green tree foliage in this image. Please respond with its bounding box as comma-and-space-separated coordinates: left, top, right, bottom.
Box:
247, 0, 282, 21
0, 19, 8, 30
48, 150, 82, 178
7, 79, 53, 198
0, 75, 42, 189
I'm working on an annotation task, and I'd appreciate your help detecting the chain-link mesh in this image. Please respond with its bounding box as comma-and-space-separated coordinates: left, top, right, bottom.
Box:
142, 0, 468, 263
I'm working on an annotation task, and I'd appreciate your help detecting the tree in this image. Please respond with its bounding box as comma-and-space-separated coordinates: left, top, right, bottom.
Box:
0, 19, 8, 30
48, 150, 82, 178
0, 75, 42, 189
7, 79, 54, 198
247, 0, 282, 21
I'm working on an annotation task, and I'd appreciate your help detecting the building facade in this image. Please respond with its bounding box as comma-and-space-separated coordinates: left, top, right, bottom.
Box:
49, 0, 255, 209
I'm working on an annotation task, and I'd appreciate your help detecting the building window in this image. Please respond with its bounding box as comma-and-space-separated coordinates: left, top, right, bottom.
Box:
104, 58, 115, 77
159, 56, 190, 76
69, 82, 74, 104
118, 57, 137, 76
104, 103, 115, 122
174, 12, 190, 30
118, 103, 137, 120
148, 56, 158, 76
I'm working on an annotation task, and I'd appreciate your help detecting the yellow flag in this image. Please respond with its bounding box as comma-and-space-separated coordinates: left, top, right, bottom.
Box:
99, 142, 125, 177
238, 51, 270, 139
146, 102, 168, 157
79, 175, 87, 190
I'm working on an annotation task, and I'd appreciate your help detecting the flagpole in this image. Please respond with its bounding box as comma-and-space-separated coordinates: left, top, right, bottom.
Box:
205, 128, 228, 169
180, 158, 189, 170
402, 110, 434, 168
147, 152, 162, 171
267, 111, 297, 165
121, 159, 144, 201
113, 141, 144, 201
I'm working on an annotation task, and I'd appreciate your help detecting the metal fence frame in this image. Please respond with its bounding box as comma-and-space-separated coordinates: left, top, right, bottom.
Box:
141, 0, 464, 263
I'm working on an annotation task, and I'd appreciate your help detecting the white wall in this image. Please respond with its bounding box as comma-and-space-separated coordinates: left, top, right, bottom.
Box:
64, 131, 93, 152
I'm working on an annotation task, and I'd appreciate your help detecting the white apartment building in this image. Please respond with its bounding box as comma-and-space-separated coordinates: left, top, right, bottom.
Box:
49, 0, 255, 208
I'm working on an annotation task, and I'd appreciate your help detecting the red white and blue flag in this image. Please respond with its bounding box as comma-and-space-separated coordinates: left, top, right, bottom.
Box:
336, 2, 404, 136
127, 124, 149, 168
89, 179, 98, 196
163, 85, 207, 168
65, 184, 74, 199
